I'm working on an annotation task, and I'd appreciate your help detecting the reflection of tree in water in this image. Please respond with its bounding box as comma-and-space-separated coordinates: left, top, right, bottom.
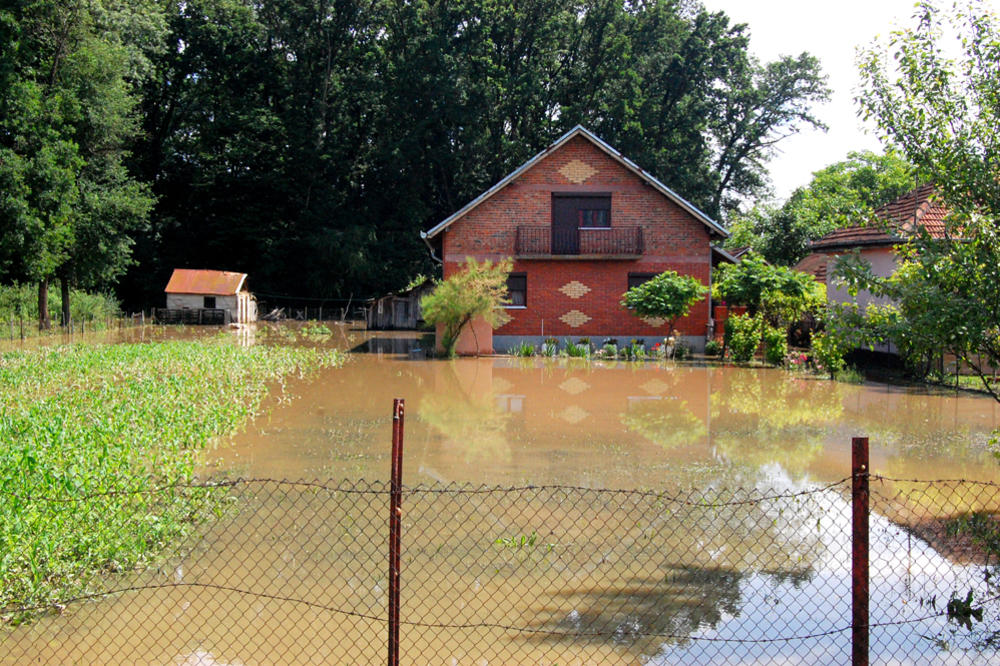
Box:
417, 365, 511, 463
620, 399, 707, 450
710, 373, 850, 477
503, 486, 825, 658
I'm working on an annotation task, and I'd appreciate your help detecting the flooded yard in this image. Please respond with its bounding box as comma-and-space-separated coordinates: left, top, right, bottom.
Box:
4, 327, 1000, 664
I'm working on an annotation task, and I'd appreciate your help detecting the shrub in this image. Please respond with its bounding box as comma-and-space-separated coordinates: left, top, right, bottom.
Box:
811, 330, 849, 379
601, 343, 618, 358
763, 325, 788, 366
727, 313, 763, 363
420, 258, 512, 357
565, 340, 589, 358
704, 339, 722, 357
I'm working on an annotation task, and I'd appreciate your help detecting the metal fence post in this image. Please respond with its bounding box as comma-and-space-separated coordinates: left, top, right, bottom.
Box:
852, 436, 870, 666
388, 399, 405, 666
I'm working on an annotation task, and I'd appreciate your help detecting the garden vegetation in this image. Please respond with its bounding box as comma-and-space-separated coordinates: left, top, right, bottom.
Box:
0, 339, 343, 623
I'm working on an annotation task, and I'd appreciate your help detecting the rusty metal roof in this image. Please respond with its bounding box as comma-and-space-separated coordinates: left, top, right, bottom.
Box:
164, 269, 248, 295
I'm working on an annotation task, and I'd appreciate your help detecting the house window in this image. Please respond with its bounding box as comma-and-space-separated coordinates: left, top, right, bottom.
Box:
627, 273, 658, 290
506, 273, 527, 307
579, 208, 610, 228
204, 296, 217, 308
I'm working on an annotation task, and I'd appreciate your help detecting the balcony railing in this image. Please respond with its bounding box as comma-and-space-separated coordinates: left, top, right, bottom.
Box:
514, 226, 644, 258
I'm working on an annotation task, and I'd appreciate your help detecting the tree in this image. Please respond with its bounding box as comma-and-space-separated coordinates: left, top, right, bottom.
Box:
857, 0, 1000, 222
726, 150, 917, 265
713, 252, 823, 363
420, 258, 512, 357
620, 270, 708, 345
0, 0, 160, 327
850, 0, 1000, 397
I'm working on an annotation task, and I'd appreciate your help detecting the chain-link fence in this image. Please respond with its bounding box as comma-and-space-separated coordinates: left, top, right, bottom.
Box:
3, 471, 1000, 664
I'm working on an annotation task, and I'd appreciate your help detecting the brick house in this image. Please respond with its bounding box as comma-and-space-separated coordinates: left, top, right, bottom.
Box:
421, 126, 728, 354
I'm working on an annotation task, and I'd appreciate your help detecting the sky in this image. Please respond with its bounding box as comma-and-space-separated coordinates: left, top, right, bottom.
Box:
702, 0, 998, 203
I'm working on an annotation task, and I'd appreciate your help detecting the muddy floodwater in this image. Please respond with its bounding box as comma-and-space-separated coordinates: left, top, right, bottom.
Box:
5, 327, 1000, 665
209, 332, 1000, 488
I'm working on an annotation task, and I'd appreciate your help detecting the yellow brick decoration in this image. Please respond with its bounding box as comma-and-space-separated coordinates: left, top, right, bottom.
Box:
641, 315, 667, 327
557, 405, 590, 424
558, 280, 592, 299
559, 310, 592, 328
559, 159, 598, 184
558, 377, 591, 395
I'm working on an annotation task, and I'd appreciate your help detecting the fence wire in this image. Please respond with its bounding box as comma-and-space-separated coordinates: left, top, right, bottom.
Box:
3, 477, 1000, 664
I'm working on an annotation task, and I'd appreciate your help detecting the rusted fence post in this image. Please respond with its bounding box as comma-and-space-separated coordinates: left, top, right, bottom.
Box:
852, 436, 870, 666
388, 399, 405, 666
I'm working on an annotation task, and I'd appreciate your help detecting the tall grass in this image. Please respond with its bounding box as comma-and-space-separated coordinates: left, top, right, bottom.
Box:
0, 340, 344, 621
0, 283, 121, 325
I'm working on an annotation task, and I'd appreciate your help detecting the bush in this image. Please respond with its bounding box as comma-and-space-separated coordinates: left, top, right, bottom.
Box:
601, 343, 618, 358
726, 314, 763, 363
763, 325, 788, 366
420, 258, 512, 357
704, 339, 722, 357
811, 330, 849, 379
565, 340, 589, 358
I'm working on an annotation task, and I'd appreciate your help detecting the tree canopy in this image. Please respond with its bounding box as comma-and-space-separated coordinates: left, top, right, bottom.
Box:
726, 150, 916, 266
1, 1, 831, 311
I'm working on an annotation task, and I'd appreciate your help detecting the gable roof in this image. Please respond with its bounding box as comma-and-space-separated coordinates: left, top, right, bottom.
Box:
165, 269, 247, 295
810, 184, 950, 252
421, 125, 727, 240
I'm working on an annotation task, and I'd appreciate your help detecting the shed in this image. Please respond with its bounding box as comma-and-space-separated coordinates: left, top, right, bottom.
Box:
160, 269, 257, 325
366, 278, 434, 330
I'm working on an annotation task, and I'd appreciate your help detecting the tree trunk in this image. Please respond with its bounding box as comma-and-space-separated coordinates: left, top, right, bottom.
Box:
60, 275, 71, 328
38, 279, 51, 330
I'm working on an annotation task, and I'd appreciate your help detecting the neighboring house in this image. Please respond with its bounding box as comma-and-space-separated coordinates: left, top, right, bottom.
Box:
421, 125, 728, 354
804, 184, 949, 311
367, 278, 434, 330
161, 269, 257, 325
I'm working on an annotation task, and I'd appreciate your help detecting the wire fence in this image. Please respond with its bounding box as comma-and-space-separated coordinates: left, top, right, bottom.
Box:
3, 472, 1000, 664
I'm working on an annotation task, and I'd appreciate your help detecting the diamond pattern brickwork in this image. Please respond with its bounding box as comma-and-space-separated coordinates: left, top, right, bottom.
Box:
558, 159, 598, 184
559, 310, 592, 328
558, 280, 592, 299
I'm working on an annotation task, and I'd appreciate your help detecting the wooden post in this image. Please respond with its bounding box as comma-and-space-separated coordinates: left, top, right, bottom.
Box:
388, 399, 405, 666
852, 436, 870, 666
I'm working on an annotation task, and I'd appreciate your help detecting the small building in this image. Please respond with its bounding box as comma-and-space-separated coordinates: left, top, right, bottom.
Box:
420, 125, 728, 354
805, 184, 948, 311
367, 278, 434, 330
160, 269, 257, 325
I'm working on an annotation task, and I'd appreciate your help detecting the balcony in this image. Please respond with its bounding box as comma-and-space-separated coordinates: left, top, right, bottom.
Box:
514, 225, 644, 259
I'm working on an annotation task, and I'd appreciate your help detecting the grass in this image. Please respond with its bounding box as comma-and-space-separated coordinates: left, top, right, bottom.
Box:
0, 283, 121, 335
0, 339, 343, 622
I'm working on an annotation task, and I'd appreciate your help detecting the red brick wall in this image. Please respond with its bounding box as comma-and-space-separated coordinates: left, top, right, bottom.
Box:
440, 134, 714, 340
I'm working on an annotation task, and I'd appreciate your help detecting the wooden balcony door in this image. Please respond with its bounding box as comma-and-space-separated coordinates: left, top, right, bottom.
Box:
551, 194, 611, 254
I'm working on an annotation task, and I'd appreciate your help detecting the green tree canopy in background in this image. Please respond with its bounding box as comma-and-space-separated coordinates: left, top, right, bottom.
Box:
726, 150, 917, 266
0, 0, 160, 327
0, 1, 831, 310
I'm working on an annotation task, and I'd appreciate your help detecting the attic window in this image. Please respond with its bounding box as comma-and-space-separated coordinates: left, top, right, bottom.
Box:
204, 296, 216, 308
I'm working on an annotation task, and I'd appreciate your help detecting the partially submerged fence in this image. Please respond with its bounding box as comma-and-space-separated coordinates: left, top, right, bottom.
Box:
3, 404, 1000, 664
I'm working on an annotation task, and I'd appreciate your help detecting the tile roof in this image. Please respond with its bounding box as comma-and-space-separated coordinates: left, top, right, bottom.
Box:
810, 184, 950, 251
164, 269, 247, 295
792, 252, 828, 282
